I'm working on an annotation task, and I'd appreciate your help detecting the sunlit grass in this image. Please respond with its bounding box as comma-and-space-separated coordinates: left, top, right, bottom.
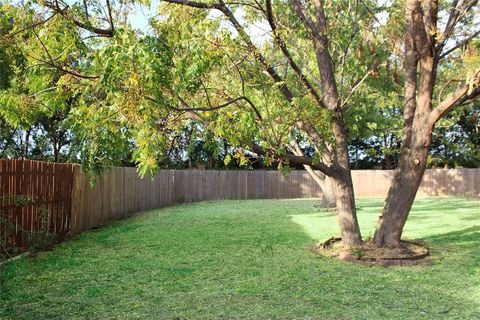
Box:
1, 197, 479, 319
292, 197, 480, 240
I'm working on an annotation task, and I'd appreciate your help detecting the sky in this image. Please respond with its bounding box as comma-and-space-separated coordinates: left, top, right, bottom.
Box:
127, 0, 272, 45
128, 0, 157, 31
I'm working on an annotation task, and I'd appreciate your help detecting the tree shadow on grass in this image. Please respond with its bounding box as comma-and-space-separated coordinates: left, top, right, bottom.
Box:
458, 214, 480, 221
419, 226, 480, 312
422, 225, 480, 255
381, 226, 480, 317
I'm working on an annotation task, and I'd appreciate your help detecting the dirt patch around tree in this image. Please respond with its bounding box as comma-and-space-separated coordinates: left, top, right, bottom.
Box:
313, 237, 430, 266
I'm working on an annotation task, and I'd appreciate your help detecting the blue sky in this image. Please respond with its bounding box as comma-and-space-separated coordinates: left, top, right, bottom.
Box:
128, 0, 158, 31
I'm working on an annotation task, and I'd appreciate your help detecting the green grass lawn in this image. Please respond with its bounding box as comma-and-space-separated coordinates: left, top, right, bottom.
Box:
1, 197, 479, 319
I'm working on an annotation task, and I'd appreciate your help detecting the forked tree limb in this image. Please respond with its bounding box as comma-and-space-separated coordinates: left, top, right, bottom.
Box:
429, 71, 480, 126
291, 141, 327, 185
439, 29, 480, 60
177, 111, 336, 176
290, 0, 340, 110
160, 0, 338, 176
44, 0, 115, 36
264, 0, 326, 108
437, 0, 478, 56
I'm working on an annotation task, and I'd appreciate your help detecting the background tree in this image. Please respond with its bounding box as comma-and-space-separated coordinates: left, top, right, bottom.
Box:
429, 100, 480, 168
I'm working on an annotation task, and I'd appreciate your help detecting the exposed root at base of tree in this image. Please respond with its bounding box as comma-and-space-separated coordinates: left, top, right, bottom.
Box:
313, 237, 430, 266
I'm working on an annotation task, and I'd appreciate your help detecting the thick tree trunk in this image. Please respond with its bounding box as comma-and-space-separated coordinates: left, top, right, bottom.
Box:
374, 70, 434, 247
291, 142, 337, 208
332, 169, 362, 247
332, 113, 362, 247
374, 0, 436, 248
318, 175, 336, 208
374, 141, 429, 247
304, 165, 336, 208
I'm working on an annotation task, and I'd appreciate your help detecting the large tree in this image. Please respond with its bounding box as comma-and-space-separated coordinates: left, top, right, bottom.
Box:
143, 0, 480, 248
373, 0, 480, 247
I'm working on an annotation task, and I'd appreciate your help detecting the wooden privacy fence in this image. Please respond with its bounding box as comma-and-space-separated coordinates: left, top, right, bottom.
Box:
1, 159, 479, 250
70, 168, 323, 233
352, 169, 480, 198
0, 159, 75, 250
70, 167, 480, 233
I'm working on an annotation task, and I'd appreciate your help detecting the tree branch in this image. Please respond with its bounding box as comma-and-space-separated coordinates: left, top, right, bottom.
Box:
162, 0, 298, 103
44, 0, 114, 36
429, 69, 480, 125
290, 0, 319, 40
340, 69, 374, 110
440, 0, 463, 45
251, 144, 335, 177
162, 0, 331, 162
147, 94, 263, 121
26, 52, 99, 79
291, 0, 340, 109
105, 0, 115, 32
439, 29, 480, 60
295, 120, 332, 155
161, 0, 223, 9
217, 4, 297, 103
265, 0, 326, 108
4, 13, 58, 38
291, 140, 329, 186
437, 0, 477, 55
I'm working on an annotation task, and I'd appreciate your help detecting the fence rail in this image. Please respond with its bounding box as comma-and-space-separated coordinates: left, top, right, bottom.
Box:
1, 159, 479, 251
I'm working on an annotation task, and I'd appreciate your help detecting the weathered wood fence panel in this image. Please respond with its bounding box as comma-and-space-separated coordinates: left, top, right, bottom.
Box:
350, 168, 480, 198
70, 168, 479, 237
0, 159, 74, 250
2, 159, 479, 251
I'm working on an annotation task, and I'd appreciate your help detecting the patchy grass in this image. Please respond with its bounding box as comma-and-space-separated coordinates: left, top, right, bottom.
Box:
1, 197, 479, 319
